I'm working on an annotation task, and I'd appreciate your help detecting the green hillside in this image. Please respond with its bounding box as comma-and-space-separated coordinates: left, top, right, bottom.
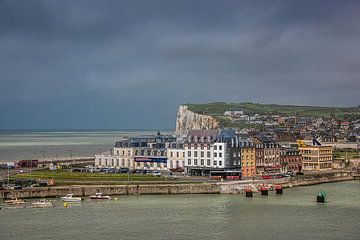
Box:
186, 102, 360, 119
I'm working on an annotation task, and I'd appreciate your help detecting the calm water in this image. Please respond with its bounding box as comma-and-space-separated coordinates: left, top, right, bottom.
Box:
0, 130, 172, 162
1, 181, 359, 240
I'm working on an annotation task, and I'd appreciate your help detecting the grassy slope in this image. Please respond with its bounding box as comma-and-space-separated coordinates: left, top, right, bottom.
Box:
186, 102, 360, 129
186, 102, 360, 118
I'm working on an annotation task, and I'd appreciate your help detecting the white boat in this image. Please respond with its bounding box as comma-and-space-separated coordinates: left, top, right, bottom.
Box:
4, 197, 26, 205
89, 193, 112, 200
32, 199, 54, 208
60, 194, 83, 202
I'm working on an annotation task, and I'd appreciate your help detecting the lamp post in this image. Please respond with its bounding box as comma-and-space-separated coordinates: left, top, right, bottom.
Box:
40, 150, 45, 165
30, 159, 32, 178
7, 165, 10, 187
70, 149, 73, 172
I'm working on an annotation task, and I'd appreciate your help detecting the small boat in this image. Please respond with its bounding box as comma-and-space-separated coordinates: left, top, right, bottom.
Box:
89, 193, 112, 200
4, 197, 27, 205
61, 194, 83, 202
32, 199, 54, 208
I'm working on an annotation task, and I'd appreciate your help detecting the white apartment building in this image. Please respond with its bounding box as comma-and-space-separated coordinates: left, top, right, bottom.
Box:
167, 143, 185, 170
183, 130, 229, 175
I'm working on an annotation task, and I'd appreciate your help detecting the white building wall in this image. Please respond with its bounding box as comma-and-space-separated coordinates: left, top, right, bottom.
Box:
167, 148, 185, 169
184, 143, 227, 169
213, 143, 226, 168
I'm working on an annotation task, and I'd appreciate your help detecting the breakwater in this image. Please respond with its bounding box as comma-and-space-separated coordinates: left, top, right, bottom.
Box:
0, 183, 221, 199
219, 171, 355, 194
1, 172, 357, 199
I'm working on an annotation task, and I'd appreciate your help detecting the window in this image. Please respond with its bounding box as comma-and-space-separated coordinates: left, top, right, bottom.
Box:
219, 161, 222, 166
137, 162, 140, 167
188, 151, 191, 157
194, 159, 198, 165
219, 145, 222, 150
201, 152, 204, 157
214, 161, 217, 166
219, 153, 222, 158
194, 152, 198, 157
201, 159, 204, 165
183, 152, 185, 157
214, 145, 217, 150
188, 159, 191, 165
170, 152, 173, 157
207, 160, 210, 166
207, 152, 210, 158
214, 152, 217, 157
117, 150, 119, 155
176, 152, 179, 158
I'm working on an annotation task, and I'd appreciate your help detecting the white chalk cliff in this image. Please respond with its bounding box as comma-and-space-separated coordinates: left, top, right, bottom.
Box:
175, 105, 220, 134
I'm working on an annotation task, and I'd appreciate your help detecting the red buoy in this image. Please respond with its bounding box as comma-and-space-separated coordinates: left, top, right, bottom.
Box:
275, 185, 283, 194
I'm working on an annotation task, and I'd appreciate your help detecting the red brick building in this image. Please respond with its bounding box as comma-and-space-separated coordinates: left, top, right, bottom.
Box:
280, 148, 302, 173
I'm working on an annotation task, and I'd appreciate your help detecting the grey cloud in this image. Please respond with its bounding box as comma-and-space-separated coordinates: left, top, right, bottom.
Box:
0, 0, 359, 129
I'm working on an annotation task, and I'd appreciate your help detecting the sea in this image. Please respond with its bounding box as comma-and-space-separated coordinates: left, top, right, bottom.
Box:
0, 181, 359, 240
0, 130, 173, 162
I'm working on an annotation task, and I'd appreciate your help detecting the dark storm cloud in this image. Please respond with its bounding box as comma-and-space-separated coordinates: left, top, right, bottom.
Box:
0, 0, 359, 129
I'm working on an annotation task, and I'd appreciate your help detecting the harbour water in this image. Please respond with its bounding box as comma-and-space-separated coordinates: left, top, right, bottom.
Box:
1, 181, 359, 240
0, 130, 172, 162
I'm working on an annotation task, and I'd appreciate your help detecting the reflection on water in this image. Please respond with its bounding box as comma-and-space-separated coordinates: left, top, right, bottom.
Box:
0, 181, 359, 240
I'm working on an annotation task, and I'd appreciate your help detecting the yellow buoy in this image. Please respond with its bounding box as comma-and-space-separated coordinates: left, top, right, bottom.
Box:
64, 202, 68, 208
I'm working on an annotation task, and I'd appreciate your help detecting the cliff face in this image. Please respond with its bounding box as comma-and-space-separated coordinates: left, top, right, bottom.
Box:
175, 105, 220, 134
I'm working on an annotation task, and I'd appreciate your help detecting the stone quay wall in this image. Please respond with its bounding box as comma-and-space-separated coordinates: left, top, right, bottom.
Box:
0, 183, 221, 199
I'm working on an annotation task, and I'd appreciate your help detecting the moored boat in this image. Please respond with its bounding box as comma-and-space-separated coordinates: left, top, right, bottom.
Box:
32, 199, 54, 208
89, 192, 112, 200
61, 194, 83, 202
4, 198, 27, 205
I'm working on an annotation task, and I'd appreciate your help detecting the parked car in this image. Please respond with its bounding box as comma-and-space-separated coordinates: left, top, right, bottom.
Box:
152, 171, 161, 177
262, 175, 273, 179
119, 168, 130, 174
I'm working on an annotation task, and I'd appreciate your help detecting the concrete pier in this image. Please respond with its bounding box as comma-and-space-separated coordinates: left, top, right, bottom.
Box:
1, 172, 357, 199
0, 183, 221, 199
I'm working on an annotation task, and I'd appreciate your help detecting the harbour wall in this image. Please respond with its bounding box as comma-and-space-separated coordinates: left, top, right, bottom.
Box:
220, 171, 355, 193
0, 183, 221, 199
1, 172, 357, 199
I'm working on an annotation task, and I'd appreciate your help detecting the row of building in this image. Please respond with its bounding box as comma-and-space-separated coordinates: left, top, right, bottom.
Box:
95, 130, 333, 177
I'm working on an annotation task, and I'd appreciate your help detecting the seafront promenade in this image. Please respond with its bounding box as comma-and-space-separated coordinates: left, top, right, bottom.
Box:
0, 171, 356, 199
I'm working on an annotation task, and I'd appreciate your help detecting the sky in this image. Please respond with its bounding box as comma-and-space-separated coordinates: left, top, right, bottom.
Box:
0, 0, 359, 130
